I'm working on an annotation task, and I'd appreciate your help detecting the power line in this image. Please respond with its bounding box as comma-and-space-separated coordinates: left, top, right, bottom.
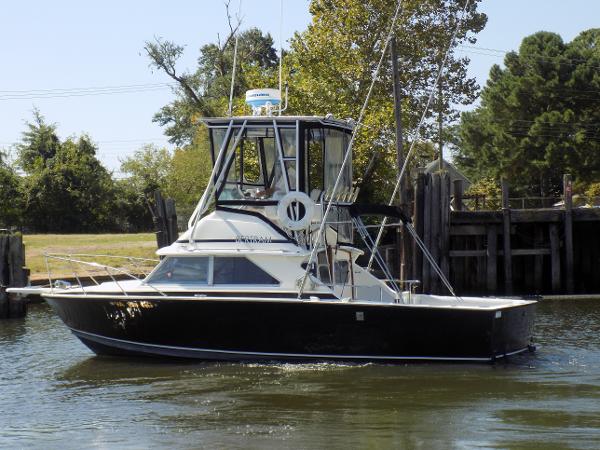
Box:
0, 137, 172, 147
0, 83, 177, 101
0, 82, 175, 94
457, 44, 600, 72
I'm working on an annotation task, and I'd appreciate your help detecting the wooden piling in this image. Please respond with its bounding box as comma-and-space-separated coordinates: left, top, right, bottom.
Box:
0, 232, 29, 319
534, 226, 544, 293
563, 174, 574, 293
413, 173, 425, 291
152, 191, 179, 249
439, 173, 450, 288
400, 190, 413, 286
165, 198, 179, 245
430, 174, 441, 294
501, 179, 513, 295
486, 225, 497, 293
549, 223, 561, 292
452, 179, 463, 211
422, 174, 432, 293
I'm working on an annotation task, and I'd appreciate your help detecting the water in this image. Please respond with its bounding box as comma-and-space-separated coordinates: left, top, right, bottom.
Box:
1, 301, 600, 449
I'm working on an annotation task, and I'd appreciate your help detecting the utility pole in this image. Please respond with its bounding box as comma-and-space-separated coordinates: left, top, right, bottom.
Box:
390, 37, 411, 282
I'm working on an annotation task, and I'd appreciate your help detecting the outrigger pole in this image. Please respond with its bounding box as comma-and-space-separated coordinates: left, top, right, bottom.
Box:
296, 0, 404, 299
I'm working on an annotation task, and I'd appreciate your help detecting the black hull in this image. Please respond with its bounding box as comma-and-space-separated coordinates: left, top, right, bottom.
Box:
45, 295, 536, 363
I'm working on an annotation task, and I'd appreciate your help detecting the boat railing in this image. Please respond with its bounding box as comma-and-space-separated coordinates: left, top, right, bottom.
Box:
43, 253, 163, 296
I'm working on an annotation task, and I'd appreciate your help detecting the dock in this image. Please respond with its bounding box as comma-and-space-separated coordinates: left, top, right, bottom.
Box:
393, 172, 600, 297
0, 232, 29, 318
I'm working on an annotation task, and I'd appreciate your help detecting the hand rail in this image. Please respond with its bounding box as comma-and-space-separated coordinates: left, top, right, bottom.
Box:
43, 253, 166, 297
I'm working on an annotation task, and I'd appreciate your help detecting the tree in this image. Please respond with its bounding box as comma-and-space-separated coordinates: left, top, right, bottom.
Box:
17, 108, 61, 172
119, 130, 213, 223
286, 0, 486, 202
0, 151, 22, 228
455, 29, 600, 197
146, 1, 486, 203
18, 113, 118, 232
120, 144, 172, 196
145, 2, 279, 145
163, 128, 213, 219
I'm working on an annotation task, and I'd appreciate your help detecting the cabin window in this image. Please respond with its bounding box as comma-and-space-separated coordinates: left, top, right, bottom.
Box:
147, 257, 209, 284
306, 127, 351, 196
212, 126, 297, 202
241, 139, 263, 185
334, 260, 350, 284
316, 251, 332, 285
324, 128, 351, 193
213, 257, 279, 285
147, 256, 279, 286
211, 128, 228, 163
306, 128, 324, 193
280, 128, 296, 157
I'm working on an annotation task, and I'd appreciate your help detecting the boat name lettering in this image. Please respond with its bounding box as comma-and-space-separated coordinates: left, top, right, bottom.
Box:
235, 235, 272, 244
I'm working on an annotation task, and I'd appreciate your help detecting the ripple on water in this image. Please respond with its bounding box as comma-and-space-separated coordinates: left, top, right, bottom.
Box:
1, 301, 600, 449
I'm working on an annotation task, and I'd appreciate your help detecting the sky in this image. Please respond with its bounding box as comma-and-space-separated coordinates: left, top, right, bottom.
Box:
1, 1, 599, 174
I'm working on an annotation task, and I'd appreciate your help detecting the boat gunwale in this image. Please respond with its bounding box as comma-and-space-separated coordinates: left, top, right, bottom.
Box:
42, 291, 537, 310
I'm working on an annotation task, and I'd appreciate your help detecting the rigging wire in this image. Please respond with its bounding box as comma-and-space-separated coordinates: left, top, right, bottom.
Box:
278, 0, 283, 116
366, 0, 473, 298
296, 0, 404, 300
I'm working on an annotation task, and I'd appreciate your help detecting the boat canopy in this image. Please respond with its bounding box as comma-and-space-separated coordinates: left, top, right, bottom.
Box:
203, 117, 354, 207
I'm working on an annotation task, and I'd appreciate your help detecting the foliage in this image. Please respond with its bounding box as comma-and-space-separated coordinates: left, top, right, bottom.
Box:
163, 128, 213, 220
0, 151, 22, 228
145, 2, 279, 145
287, 0, 486, 202
17, 113, 119, 232
455, 29, 600, 197
120, 144, 172, 196
146, 0, 486, 203
17, 108, 61, 173
464, 177, 501, 210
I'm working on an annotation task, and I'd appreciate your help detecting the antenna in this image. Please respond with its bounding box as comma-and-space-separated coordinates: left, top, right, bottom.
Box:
278, 0, 283, 116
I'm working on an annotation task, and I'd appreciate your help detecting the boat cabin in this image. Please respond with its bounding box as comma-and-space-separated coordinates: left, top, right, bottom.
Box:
201, 116, 357, 243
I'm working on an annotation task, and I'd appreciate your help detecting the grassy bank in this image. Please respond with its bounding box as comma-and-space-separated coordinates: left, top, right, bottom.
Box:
24, 233, 158, 280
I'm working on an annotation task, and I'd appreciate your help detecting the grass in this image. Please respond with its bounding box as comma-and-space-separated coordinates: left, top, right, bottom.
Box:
24, 233, 159, 281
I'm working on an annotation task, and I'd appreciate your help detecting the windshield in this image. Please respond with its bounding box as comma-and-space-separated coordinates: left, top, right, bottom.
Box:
211, 126, 296, 203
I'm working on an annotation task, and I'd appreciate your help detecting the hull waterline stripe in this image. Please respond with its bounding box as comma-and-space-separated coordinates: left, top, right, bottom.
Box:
68, 328, 529, 362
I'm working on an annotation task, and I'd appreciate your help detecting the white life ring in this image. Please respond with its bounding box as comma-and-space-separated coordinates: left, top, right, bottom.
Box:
277, 192, 315, 231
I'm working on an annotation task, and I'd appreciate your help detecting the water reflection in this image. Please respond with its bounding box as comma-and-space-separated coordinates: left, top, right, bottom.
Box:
1, 302, 600, 449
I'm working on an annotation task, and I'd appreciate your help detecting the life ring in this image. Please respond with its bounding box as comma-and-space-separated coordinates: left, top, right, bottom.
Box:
277, 192, 315, 231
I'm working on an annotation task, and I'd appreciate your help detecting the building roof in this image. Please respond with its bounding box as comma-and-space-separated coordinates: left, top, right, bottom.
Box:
423, 158, 471, 188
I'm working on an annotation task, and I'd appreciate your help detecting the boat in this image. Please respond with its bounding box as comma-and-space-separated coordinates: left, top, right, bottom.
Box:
9, 89, 536, 363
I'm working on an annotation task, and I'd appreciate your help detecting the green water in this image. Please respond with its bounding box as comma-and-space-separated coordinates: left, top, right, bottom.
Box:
1, 301, 599, 449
